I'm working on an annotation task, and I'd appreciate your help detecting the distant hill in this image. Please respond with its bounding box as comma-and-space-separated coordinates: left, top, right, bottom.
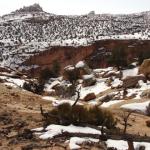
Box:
0, 4, 150, 71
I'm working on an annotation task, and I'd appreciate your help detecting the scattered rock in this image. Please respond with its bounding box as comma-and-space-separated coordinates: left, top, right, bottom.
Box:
82, 74, 96, 87
14, 120, 27, 129
146, 120, 150, 127
139, 145, 146, 150
123, 75, 146, 88
83, 93, 96, 101
7, 131, 18, 138
8, 139, 19, 145
139, 59, 150, 79
21, 143, 39, 150
98, 94, 114, 103
103, 70, 122, 78
63, 61, 92, 81
0, 112, 12, 125
141, 90, 150, 99
18, 129, 33, 140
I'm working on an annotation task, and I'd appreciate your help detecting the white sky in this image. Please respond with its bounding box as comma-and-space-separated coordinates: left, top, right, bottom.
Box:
0, 0, 150, 16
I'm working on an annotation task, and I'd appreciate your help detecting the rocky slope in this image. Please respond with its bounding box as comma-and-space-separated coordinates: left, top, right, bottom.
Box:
0, 4, 150, 71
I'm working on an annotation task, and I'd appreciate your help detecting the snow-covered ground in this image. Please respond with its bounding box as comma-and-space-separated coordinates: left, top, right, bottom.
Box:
33, 124, 101, 140
0, 75, 25, 88
106, 139, 150, 150
126, 80, 150, 100
121, 101, 150, 113
33, 124, 150, 149
122, 67, 138, 79
101, 100, 124, 108
80, 78, 110, 99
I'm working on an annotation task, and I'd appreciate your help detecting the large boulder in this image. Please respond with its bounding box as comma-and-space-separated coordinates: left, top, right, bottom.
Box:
53, 83, 76, 98
141, 90, 150, 99
123, 75, 146, 88
75, 61, 92, 77
83, 93, 96, 101
82, 74, 96, 87
63, 61, 92, 81
139, 59, 150, 79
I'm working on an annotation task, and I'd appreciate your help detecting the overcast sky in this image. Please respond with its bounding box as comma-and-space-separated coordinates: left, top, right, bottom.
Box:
0, 0, 150, 16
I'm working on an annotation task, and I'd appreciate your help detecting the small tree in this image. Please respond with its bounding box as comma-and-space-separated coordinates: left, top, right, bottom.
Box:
121, 111, 134, 150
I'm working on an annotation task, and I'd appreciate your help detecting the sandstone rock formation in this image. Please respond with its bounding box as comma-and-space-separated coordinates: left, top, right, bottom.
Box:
139, 59, 150, 79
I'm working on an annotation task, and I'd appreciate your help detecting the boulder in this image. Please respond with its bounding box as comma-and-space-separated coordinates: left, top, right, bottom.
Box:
141, 90, 150, 99
63, 61, 92, 81
83, 93, 96, 101
123, 75, 146, 88
0, 78, 5, 83
82, 74, 96, 87
103, 70, 122, 78
139, 59, 150, 79
54, 84, 76, 98
63, 65, 79, 81
97, 94, 115, 103
75, 61, 92, 78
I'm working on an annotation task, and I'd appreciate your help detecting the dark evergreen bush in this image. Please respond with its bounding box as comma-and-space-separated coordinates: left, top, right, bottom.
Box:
43, 103, 117, 129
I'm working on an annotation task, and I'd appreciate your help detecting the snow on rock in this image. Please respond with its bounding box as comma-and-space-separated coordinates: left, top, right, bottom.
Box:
0, 75, 25, 88
68, 137, 99, 149
94, 67, 113, 73
80, 78, 110, 99
82, 74, 94, 80
101, 100, 124, 108
122, 67, 139, 79
126, 80, 150, 99
111, 78, 123, 88
121, 101, 150, 113
75, 61, 85, 68
44, 80, 60, 92
106, 139, 150, 150
33, 124, 101, 140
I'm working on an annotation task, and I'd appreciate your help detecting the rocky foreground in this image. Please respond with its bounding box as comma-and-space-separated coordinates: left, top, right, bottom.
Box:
0, 59, 150, 149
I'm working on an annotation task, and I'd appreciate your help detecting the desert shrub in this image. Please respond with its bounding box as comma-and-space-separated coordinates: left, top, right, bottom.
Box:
146, 103, 150, 116
71, 105, 89, 125
43, 103, 116, 129
64, 68, 79, 84
39, 61, 60, 83
39, 67, 54, 82
146, 120, 150, 127
23, 81, 44, 94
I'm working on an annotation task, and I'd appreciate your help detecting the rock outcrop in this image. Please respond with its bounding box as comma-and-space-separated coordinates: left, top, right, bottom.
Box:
82, 74, 96, 87
83, 93, 96, 101
139, 59, 150, 79
123, 75, 146, 88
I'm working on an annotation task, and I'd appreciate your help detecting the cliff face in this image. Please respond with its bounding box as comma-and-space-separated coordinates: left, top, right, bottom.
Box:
24, 39, 150, 76
24, 44, 95, 75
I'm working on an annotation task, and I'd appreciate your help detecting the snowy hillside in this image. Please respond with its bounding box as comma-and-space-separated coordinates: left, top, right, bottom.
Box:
0, 4, 150, 69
